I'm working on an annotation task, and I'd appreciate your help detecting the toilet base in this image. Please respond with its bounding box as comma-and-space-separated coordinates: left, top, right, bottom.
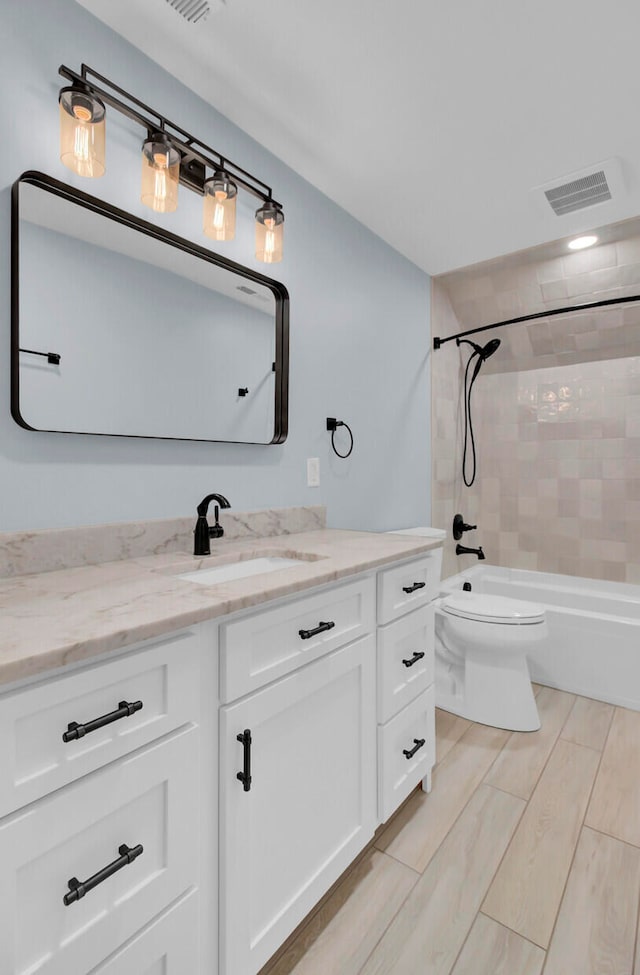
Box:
436, 642, 541, 732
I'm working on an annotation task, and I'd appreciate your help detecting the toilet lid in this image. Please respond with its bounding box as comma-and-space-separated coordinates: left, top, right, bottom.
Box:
441, 592, 545, 624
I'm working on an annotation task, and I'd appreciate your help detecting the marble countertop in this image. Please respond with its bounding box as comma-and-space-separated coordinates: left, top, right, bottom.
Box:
0, 529, 442, 689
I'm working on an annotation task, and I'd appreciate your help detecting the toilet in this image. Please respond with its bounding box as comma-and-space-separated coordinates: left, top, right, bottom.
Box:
435, 591, 547, 732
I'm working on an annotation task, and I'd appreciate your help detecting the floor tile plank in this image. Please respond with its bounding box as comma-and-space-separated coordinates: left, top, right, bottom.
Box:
561, 695, 614, 752
544, 827, 640, 975
262, 849, 417, 975
483, 686, 575, 799
375, 723, 510, 872
451, 914, 545, 975
360, 785, 525, 975
586, 707, 640, 847
482, 738, 599, 947
435, 708, 472, 765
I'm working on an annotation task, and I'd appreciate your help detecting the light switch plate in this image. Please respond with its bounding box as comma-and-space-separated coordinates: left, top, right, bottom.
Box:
307, 457, 320, 487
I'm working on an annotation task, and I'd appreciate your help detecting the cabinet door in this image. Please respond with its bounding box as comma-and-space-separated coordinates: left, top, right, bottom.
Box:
219, 636, 376, 975
0, 726, 198, 975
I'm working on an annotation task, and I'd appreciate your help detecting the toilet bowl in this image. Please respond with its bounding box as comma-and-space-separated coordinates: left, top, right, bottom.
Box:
435, 591, 547, 732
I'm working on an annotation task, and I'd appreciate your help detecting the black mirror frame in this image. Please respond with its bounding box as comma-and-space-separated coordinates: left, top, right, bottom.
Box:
11, 170, 289, 444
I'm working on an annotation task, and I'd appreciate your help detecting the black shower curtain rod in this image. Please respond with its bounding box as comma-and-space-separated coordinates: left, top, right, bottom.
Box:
432, 293, 640, 350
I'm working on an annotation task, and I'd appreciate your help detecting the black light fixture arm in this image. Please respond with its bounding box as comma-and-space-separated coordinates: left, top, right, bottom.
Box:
58, 63, 280, 206
433, 293, 640, 350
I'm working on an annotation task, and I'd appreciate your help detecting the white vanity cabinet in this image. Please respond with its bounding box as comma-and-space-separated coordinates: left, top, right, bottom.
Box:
219, 578, 377, 975
376, 549, 441, 822
0, 542, 441, 975
0, 625, 209, 975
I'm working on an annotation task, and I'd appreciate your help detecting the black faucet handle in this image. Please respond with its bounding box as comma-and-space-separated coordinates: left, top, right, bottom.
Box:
210, 505, 224, 539
453, 513, 477, 540
197, 493, 231, 516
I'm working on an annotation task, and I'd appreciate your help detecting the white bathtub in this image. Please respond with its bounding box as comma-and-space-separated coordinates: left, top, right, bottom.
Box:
440, 565, 640, 711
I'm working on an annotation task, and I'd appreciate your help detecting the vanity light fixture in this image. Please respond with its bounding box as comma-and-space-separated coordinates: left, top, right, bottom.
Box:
255, 201, 284, 263
141, 133, 180, 213
59, 85, 106, 178
57, 63, 285, 262
203, 170, 237, 241
567, 234, 598, 250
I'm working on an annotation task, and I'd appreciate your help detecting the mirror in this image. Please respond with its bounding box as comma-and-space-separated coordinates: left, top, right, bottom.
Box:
11, 172, 289, 443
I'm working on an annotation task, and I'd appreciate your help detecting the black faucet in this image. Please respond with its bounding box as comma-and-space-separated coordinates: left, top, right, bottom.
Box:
456, 543, 485, 561
194, 493, 231, 556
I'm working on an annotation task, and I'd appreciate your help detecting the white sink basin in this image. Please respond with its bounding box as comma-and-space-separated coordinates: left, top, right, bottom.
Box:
177, 556, 305, 586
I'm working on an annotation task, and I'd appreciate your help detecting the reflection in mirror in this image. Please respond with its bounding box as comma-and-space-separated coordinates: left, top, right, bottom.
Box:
12, 173, 289, 443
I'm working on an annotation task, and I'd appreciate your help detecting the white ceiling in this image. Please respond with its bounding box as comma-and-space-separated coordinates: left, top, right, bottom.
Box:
76, 0, 640, 275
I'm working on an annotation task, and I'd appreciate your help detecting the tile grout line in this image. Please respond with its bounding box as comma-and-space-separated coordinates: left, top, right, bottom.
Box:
558, 733, 605, 754
352, 853, 424, 975
377, 846, 422, 876
443, 784, 529, 975
477, 910, 549, 953
585, 822, 640, 851
539, 705, 618, 974
481, 691, 576, 803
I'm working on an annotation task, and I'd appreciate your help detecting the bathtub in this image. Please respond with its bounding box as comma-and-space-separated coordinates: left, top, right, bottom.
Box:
440, 565, 640, 711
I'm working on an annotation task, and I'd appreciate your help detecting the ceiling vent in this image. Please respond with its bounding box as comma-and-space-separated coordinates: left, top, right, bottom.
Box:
530, 158, 624, 220
165, 0, 214, 23
544, 170, 611, 216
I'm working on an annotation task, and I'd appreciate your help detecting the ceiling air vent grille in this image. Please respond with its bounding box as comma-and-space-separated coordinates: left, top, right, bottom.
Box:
544, 170, 612, 216
166, 0, 211, 23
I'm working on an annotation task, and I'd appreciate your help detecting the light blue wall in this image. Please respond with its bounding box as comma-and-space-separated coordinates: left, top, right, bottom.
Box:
0, 0, 431, 532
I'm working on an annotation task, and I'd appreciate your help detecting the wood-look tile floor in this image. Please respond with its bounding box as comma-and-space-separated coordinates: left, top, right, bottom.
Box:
261, 688, 640, 975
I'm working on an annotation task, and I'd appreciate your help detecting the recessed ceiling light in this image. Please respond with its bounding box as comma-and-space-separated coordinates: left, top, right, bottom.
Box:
567, 235, 598, 250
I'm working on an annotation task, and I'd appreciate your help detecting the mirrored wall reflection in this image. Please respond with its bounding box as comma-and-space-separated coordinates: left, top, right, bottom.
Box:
13, 176, 289, 444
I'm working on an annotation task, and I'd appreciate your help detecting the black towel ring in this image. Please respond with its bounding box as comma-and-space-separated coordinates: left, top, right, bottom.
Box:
326, 417, 354, 459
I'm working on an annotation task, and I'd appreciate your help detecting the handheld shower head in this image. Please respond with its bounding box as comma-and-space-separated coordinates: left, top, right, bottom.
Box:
457, 335, 501, 488
480, 338, 501, 360
456, 336, 501, 361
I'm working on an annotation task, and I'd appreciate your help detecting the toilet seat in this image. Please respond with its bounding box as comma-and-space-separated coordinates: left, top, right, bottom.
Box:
441, 592, 545, 625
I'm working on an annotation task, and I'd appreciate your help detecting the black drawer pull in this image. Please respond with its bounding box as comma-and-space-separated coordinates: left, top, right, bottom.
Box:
298, 620, 335, 640
63, 842, 143, 906
402, 651, 426, 668
63, 699, 143, 742
237, 729, 252, 792
402, 581, 426, 594
403, 738, 426, 760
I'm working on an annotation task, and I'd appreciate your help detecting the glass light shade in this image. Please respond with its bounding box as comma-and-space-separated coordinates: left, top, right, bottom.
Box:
255, 202, 284, 263
59, 87, 106, 178
141, 135, 180, 213
203, 171, 237, 241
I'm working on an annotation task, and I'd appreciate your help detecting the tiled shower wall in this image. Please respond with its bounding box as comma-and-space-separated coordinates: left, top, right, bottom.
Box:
431, 281, 640, 583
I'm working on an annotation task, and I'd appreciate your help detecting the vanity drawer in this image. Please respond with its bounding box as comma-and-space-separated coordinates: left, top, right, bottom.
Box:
378, 685, 435, 823
377, 604, 435, 723
0, 628, 200, 818
220, 576, 375, 702
0, 726, 198, 975
90, 889, 199, 974
377, 550, 442, 625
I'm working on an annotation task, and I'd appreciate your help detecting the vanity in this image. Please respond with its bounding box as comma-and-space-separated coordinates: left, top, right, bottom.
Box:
0, 514, 442, 975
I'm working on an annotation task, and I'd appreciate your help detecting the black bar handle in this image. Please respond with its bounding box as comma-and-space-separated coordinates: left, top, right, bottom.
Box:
402, 651, 426, 668
237, 729, 252, 792
402, 581, 426, 594
403, 738, 426, 760
298, 620, 335, 640
19, 347, 61, 365
63, 842, 143, 906
63, 699, 143, 742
